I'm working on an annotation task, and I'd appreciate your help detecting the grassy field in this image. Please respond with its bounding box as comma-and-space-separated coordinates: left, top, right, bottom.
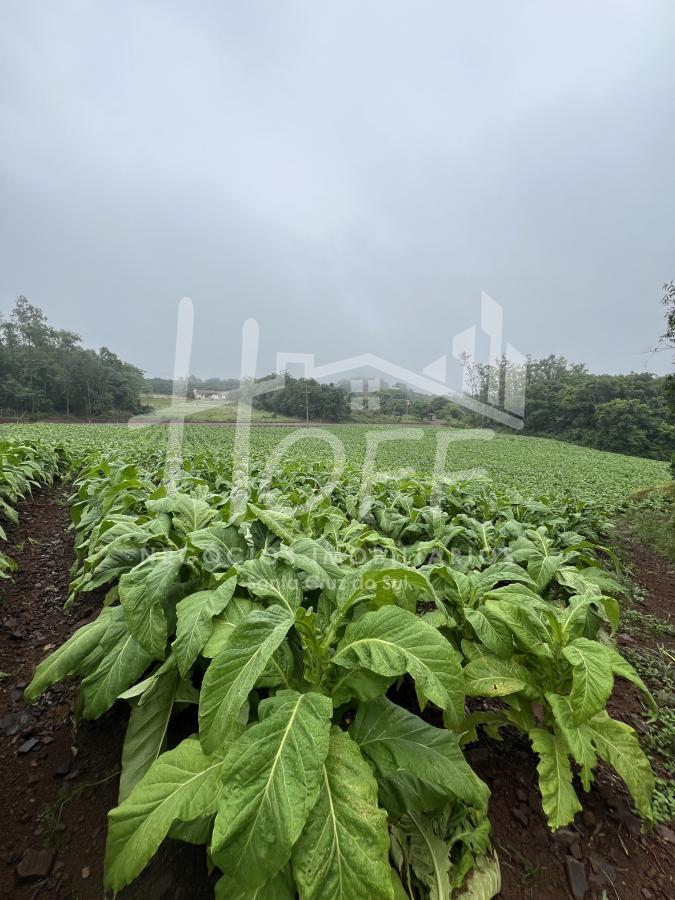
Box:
626, 482, 675, 563
186, 407, 298, 423
141, 394, 300, 423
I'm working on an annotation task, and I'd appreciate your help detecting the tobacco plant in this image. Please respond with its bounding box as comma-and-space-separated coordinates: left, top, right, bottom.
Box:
460, 583, 655, 828
21, 442, 659, 898
27, 530, 494, 897
0, 438, 63, 576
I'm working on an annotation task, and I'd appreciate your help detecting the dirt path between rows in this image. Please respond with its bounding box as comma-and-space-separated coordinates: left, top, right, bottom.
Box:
0, 486, 209, 899
0, 488, 673, 899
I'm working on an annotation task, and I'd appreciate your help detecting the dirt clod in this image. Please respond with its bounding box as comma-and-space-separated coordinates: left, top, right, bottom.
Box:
655, 824, 675, 845
0, 709, 34, 736
581, 809, 597, 828
511, 804, 530, 827
565, 856, 588, 899
16, 848, 55, 881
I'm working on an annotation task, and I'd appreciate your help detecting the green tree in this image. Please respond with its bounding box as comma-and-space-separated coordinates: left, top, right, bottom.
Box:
0, 296, 144, 417
594, 399, 656, 456
253, 374, 349, 422
659, 282, 675, 419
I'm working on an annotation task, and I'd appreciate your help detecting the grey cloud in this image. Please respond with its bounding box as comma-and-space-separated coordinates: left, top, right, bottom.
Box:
1, 0, 673, 380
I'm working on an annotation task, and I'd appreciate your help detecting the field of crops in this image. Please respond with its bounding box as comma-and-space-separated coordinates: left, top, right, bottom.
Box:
0, 424, 670, 898
1, 423, 668, 505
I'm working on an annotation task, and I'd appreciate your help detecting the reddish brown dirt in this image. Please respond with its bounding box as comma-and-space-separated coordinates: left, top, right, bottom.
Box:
1, 489, 673, 899
0, 487, 210, 899
616, 530, 675, 634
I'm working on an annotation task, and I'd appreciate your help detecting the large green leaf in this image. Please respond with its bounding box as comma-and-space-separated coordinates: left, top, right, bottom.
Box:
169, 816, 213, 845
482, 599, 551, 658
172, 577, 237, 677
80, 608, 155, 719
357, 558, 437, 608
248, 503, 296, 542
378, 770, 452, 818
119, 659, 180, 802
24, 608, 114, 702
331, 606, 464, 726
586, 711, 654, 819
592, 594, 620, 634
328, 665, 394, 707
529, 553, 565, 591
237, 557, 302, 613
0, 497, 19, 525
211, 691, 332, 894
391, 866, 411, 900
119, 548, 186, 658
562, 638, 613, 722
398, 812, 450, 900
350, 698, 488, 810
604, 645, 656, 711
477, 561, 537, 592
105, 737, 226, 891
199, 605, 294, 753
202, 597, 257, 657
292, 728, 392, 900
278, 537, 347, 588
215, 865, 296, 900
482, 583, 544, 605
560, 596, 596, 643
557, 566, 623, 603
85, 542, 147, 591
188, 522, 248, 571
530, 728, 581, 829
546, 693, 597, 791
171, 493, 217, 535
463, 655, 532, 698
464, 607, 513, 658
276, 545, 336, 590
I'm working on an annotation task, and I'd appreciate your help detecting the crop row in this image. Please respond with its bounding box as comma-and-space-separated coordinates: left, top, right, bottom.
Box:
15, 436, 658, 899
0, 438, 63, 578
0, 422, 669, 507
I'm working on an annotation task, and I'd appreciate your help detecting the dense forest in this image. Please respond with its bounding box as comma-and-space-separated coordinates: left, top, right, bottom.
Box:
0, 297, 144, 417
253, 374, 351, 421
523, 359, 672, 459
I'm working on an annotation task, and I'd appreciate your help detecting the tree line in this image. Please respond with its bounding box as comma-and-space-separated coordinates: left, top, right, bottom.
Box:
520, 358, 671, 459
519, 284, 673, 460
238, 364, 675, 461
252, 374, 351, 421
0, 297, 144, 417
2, 293, 672, 461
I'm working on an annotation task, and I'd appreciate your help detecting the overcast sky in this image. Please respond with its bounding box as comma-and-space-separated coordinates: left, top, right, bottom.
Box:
1, 1, 673, 382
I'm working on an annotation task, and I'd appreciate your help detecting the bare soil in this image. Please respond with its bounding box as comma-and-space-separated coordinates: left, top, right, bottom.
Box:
0, 489, 673, 899
0, 487, 210, 899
